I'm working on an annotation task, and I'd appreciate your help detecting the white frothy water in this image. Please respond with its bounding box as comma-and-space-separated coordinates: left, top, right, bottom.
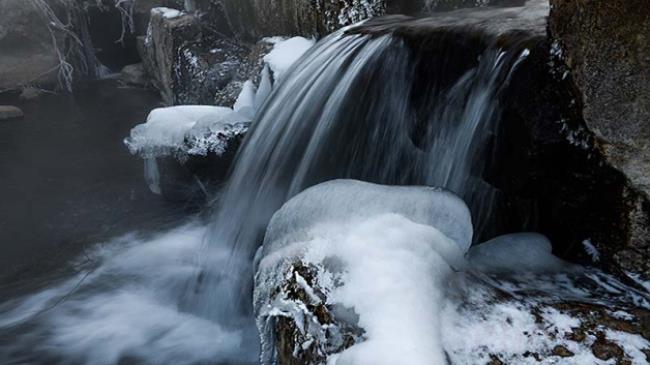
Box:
0, 222, 258, 365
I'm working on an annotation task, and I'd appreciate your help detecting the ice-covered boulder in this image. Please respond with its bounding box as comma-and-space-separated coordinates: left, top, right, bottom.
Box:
254, 180, 473, 365
467, 233, 572, 274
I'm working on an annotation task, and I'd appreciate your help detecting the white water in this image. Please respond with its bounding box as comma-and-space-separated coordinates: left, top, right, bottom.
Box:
0, 222, 258, 364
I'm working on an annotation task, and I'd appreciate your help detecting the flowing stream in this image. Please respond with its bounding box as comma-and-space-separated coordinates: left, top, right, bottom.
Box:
0, 15, 613, 365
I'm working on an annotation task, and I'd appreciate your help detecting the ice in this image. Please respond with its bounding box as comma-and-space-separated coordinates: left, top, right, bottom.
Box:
582, 239, 600, 263
233, 80, 257, 118
263, 37, 316, 80
467, 233, 572, 274
124, 105, 250, 159
254, 65, 273, 110
255, 180, 473, 365
262, 179, 473, 257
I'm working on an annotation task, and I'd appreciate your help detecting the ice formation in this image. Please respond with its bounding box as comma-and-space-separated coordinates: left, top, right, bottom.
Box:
124, 105, 249, 159
467, 233, 572, 274
263, 37, 316, 80
255, 180, 473, 365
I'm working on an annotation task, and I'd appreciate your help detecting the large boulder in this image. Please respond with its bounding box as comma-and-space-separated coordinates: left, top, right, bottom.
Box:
0, 0, 66, 90
548, 0, 650, 276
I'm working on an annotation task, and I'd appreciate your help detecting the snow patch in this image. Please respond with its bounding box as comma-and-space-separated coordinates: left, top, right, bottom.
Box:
263, 37, 316, 80
151, 7, 183, 19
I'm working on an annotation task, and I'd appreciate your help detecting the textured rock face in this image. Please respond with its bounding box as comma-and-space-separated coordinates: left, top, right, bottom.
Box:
548, 0, 650, 276
0, 0, 64, 90
142, 8, 202, 104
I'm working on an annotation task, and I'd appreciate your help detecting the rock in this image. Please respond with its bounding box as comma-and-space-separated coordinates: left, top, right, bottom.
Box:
552, 345, 574, 357
591, 336, 625, 361
120, 63, 149, 86
0, 0, 65, 90
0, 106, 24, 120
548, 0, 650, 276
141, 6, 255, 105
19, 87, 43, 100
133, 0, 185, 36
142, 7, 202, 104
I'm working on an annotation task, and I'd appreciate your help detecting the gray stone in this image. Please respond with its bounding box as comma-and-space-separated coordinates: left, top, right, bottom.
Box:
0, 0, 65, 90
120, 63, 149, 86
549, 0, 650, 276
0, 106, 24, 120
142, 8, 201, 104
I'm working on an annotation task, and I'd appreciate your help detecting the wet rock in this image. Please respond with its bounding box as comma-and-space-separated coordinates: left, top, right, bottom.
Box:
0, 106, 24, 120
120, 63, 149, 86
548, 0, 650, 276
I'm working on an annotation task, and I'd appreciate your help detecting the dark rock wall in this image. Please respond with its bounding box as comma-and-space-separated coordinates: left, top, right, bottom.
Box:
548, 0, 650, 276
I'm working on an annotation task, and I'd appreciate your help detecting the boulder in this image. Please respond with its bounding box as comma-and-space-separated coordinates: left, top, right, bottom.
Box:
0, 0, 65, 90
548, 0, 650, 276
0, 106, 24, 120
142, 7, 202, 104
120, 63, 149, 86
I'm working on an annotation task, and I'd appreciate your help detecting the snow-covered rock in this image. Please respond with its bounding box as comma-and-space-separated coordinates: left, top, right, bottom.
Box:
124, 105, 250, 159
263, 37, 316, 81
254, 180, 473, 365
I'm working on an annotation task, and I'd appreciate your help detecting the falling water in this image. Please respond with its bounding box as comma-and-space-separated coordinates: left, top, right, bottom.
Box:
185, 24, 532, 332
0, 16, 534, 365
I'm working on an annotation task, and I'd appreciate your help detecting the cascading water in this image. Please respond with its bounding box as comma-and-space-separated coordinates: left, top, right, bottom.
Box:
1, 13, 539, 365
185, 20, 532, 337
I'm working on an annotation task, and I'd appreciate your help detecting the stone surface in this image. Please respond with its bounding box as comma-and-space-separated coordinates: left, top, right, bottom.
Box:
0, 106, 24, 120
549, 0, 650, 276
142, 8, 202, 104
0, 0, 65, 90
120, 63, 149, 86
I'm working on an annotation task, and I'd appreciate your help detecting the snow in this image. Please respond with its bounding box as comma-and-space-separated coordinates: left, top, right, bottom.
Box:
263, 37, 316, 80
605, 330, 650, 364
467, 233, 572, 274
124, 105, 247, 159
255, 180, 473, 365
151, 7, 183, 19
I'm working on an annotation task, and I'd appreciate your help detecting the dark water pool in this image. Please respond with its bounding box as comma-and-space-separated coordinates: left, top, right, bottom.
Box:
0, 80, 191, 295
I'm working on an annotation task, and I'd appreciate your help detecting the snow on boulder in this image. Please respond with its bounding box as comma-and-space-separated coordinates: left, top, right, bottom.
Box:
263, 37, 316, 81
124, 105, 250, 160
467, 233, 573, 274
254, 179, 473, 365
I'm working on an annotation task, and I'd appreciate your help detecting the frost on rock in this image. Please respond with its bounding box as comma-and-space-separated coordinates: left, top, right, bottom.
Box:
254, 180, 473, 365
334, 0, 386, 29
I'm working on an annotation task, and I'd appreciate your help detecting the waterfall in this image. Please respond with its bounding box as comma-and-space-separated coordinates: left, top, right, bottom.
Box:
185, 25, 531, 331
